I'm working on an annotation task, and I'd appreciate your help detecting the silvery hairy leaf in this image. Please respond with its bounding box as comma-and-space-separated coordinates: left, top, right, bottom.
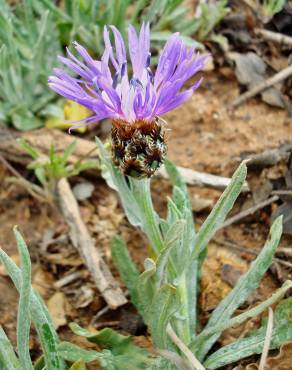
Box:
204, 297, 292, 369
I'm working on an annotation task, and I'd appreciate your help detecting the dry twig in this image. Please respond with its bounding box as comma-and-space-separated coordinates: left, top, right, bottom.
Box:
258, 307, 274, 370
213, 238, 292, 270
244, 143, 292, 169
54, 271, 84, 289
158, 165, 249, 192
231, 64, 292, 107
167, 324, 206, 370
0, 154, 49, 202
255, 28, 292, 47
156, 349, 193, 370
221, 195, 279, 228
57, 177, 127, 309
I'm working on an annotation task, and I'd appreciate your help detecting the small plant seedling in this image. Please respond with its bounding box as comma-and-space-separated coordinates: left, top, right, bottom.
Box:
17, 138, 98, 195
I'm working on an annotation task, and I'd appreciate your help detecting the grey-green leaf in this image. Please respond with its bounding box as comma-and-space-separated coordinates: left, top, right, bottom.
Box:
0, 244, 65, 370
14, 227, 34, 370
147, 284, 180, 349
192, 216, 283, 360
0, 326, 22, 370
111, 235, 140, 311
57, 341, 105, 363
191, 162, 247, 261
204, 298, 292, 369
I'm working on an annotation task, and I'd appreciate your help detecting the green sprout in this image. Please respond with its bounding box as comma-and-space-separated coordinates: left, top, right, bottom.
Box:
17, 138, 98, 195
262, 0, 286, 17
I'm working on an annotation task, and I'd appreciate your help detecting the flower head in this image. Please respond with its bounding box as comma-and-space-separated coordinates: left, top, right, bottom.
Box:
48, 23, 207, 178
48, 23, 207, 130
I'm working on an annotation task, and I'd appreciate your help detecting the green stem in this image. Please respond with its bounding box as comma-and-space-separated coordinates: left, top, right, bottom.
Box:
132, 178, 164, 256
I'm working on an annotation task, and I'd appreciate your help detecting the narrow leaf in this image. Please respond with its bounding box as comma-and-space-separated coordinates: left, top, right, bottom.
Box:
191, 162, 247, 261
192, 216, 283, 360
0, 247, 65, 370
57, 341, 104, 363
34, 355, 45, 370
62, 326, 154, 370
204, 298, 292, 369
111, 235, 140, 310
14, 227, 34, 370
148, 284, 180, 349
0, 326, 22, 370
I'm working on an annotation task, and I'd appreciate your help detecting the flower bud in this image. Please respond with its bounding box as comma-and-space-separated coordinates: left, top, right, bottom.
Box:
111, 118, 167, 178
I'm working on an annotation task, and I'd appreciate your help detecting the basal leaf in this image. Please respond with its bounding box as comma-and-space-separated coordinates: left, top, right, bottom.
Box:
0, 326, 22, 370
69, 323, 154, 370
14, 227, 34, 370
57, 341, 105, 363
204, 298, 292, 369
192, 216, 283, 360
0, 244, 65, 370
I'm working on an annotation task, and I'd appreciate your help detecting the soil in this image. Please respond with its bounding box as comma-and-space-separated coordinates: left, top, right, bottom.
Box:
0, 71, 291, 369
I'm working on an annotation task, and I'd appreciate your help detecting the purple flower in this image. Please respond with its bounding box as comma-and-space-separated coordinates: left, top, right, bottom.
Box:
48, 23, 207, 131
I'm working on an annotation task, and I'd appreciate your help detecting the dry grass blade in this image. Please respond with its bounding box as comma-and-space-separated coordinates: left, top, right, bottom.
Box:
258, 307, 274, 370
167, 324, 206, 370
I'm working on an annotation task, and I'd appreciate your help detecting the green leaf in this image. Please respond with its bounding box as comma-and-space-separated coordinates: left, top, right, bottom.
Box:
57, 341, 104, 363
151, 31, 204, 49
0, 326, 22, 370
69, 323, 132, 353
0, 1, 62, 130
14, 227, 34, 370
146, 357, 173, 370
111, 235, 140, 310
0, 243, 65, 370
17, 138, 41, 159
196, 280, 292, 343
164, 160, 188, 203
23, 0, 38, 42
147, 284, 180, 349
68, 324, 154, 369
155, 219, 185, 283
204, 298, 292, 369
11, 107, 43, 131
191, 162, 247, 261
34, 355, 45, 370
192, 216, 283, 360
62, 140, 77, 165
36, 0, 71, 21
69, 360, 86, 370
138, 258, 157, 317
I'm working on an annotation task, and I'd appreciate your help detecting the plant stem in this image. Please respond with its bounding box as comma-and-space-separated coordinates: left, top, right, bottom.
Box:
132, 178, 164, 255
